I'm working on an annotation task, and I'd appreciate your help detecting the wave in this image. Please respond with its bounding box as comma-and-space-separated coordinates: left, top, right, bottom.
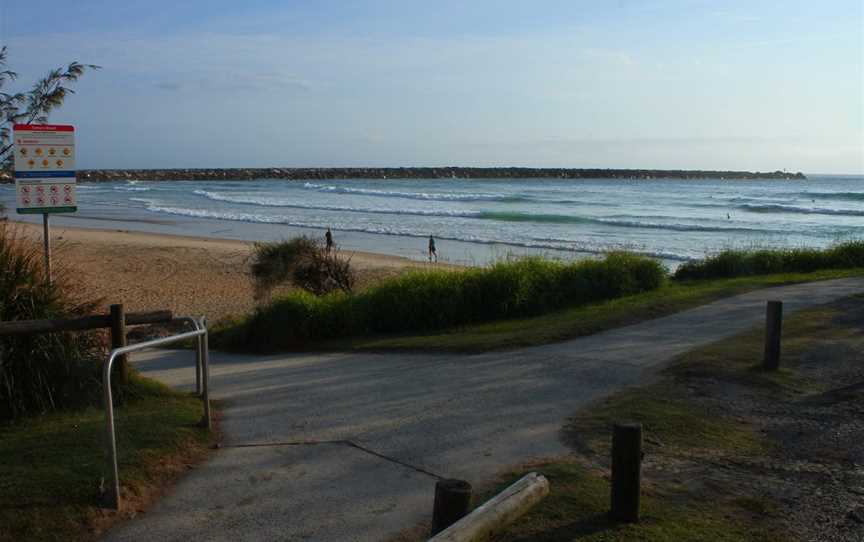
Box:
740, 203, 864, 217
301, 182, 530, 202
797, 191, 864, 202
186, 191, 783, 233
528, 237, 696, 261
477, 211, 775, 233
192, 190, 764, 232
133, 200, 692, 261
193, 189, 485, 217
114, 186, 152, 192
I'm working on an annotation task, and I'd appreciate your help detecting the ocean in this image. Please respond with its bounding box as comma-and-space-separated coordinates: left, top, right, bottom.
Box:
2, 175, 863, 268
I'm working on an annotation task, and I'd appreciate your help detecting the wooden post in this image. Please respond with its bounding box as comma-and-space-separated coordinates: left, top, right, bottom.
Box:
610, 423, 642, 523
763, 300, 782, 371
432, 479, 473, 535
109, 304, 128, 385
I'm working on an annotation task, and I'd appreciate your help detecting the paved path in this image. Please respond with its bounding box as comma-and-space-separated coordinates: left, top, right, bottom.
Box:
104, 278, 864, 541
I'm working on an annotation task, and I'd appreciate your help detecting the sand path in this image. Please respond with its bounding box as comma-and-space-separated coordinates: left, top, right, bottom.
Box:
103, 277, 864, 541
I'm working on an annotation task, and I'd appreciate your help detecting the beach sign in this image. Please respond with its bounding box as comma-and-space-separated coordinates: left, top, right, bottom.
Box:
13, 124, 77, 214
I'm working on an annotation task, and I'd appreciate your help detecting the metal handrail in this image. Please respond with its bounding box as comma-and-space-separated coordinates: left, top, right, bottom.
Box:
102, 316, 211, 510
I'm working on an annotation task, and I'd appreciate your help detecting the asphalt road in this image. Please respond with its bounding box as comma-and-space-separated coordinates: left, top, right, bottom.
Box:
104, 277, 864, 541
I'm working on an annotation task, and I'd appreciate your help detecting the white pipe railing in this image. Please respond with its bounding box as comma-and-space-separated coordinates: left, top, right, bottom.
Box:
101, 316, 211, 510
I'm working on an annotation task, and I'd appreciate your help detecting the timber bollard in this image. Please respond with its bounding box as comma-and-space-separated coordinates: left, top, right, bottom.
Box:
109, 304, 128, 385
431, 479, 473, 535
763, 300, 782, 371
610, 423, 642, 523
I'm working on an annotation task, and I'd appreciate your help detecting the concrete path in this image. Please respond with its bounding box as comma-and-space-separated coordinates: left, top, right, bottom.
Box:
104, 278, 864, 542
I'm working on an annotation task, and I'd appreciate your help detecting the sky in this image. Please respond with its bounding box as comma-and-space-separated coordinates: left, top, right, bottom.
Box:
1, 0, 862, 173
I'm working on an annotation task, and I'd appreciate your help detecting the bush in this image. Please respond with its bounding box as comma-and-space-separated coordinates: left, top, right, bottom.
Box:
250, 237, 356, 299
235, 253, 667, 352
674, 240, 864, 280
0, 225, 105, 420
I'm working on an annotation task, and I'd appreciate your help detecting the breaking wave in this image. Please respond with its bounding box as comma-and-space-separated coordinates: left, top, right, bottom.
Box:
131, 199, 694, 261
301, 182, 530, 202
740, 203, 864, 217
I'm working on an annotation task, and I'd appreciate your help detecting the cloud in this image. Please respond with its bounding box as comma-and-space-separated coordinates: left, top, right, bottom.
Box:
2, 19, 861, 173
155, 81, 182, 91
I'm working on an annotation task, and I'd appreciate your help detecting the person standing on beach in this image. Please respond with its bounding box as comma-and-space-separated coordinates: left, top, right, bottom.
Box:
428, 235, 437, 262
325, 228, 333, 254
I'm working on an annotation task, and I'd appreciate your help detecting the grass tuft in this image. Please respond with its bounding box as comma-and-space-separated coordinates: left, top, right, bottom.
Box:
0, 224, 105, 420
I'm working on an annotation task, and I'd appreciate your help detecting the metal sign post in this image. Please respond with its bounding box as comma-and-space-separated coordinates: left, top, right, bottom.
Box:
12, 124, 77, 282
42, 213, 51, 280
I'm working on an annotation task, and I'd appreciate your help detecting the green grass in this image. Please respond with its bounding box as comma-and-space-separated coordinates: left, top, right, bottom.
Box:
216, 253, 666, 352
565, 386, 767, 457
340, 268, 864, 353
1, 223, 105, 419
0, 374, 216, 542
485, 462, 786, 542
674, 240, 864, 280
480, 296, 863, 542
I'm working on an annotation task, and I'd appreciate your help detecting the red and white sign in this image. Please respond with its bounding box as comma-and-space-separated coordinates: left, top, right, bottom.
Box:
13, 124, 76, 172
13, 124, 77, 214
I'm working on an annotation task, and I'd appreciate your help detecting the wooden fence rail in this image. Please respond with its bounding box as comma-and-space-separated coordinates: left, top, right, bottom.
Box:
0, 309, 173, 336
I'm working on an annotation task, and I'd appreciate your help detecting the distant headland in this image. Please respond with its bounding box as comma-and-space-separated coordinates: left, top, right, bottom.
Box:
0, 167, 807, 182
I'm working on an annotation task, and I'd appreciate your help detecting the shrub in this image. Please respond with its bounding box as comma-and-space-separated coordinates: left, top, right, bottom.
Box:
233, 253, 667, 352
674, 240, 864, 280
0, 225, 105, 420
250, 237, 356, 299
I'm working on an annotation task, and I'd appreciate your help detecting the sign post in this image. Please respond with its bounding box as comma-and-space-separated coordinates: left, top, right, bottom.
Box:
13, 124, 77, 282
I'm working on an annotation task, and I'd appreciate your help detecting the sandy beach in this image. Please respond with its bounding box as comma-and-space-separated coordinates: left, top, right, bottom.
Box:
9, 221, 456, 323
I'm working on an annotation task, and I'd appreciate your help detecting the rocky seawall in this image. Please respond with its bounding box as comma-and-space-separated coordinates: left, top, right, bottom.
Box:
0, 167, 807, 183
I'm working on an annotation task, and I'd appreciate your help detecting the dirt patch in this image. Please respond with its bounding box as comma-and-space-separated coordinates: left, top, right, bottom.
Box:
563, 296, 864, 541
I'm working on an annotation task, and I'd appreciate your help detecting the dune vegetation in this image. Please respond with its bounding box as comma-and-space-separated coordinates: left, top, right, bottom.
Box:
221, 245, 664, 351
215, 239, 864, 354
673, 240, 864, 280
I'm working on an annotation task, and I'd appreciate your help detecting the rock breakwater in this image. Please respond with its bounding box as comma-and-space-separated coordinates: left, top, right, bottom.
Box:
0, 167, 807, 183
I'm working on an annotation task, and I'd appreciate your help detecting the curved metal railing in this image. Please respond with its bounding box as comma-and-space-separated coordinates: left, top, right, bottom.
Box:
101, 316, 211, 510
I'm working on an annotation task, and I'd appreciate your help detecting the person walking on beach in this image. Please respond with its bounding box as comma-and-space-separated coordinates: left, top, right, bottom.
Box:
428, 235, 437, 262
325, 228, 333, 254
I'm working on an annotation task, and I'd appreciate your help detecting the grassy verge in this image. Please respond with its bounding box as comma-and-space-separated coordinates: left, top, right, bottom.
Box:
214, 253, 666, 352
0, 375, 217, 542
481, 462, 784, 542
336, 268, 864, 352
475, 297, 863, 541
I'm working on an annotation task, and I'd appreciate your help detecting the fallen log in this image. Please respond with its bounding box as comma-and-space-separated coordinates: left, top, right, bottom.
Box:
428, 472, 549, 542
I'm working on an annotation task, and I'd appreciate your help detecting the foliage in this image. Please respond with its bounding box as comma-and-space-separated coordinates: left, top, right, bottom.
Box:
674, 240, 864, 280
250, 236, 356, 299
0, 375, 214, 542
233, 253, 666, 351
353, 267, 864, 353
0, 46, 98, 168
0, 225, 104, 420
